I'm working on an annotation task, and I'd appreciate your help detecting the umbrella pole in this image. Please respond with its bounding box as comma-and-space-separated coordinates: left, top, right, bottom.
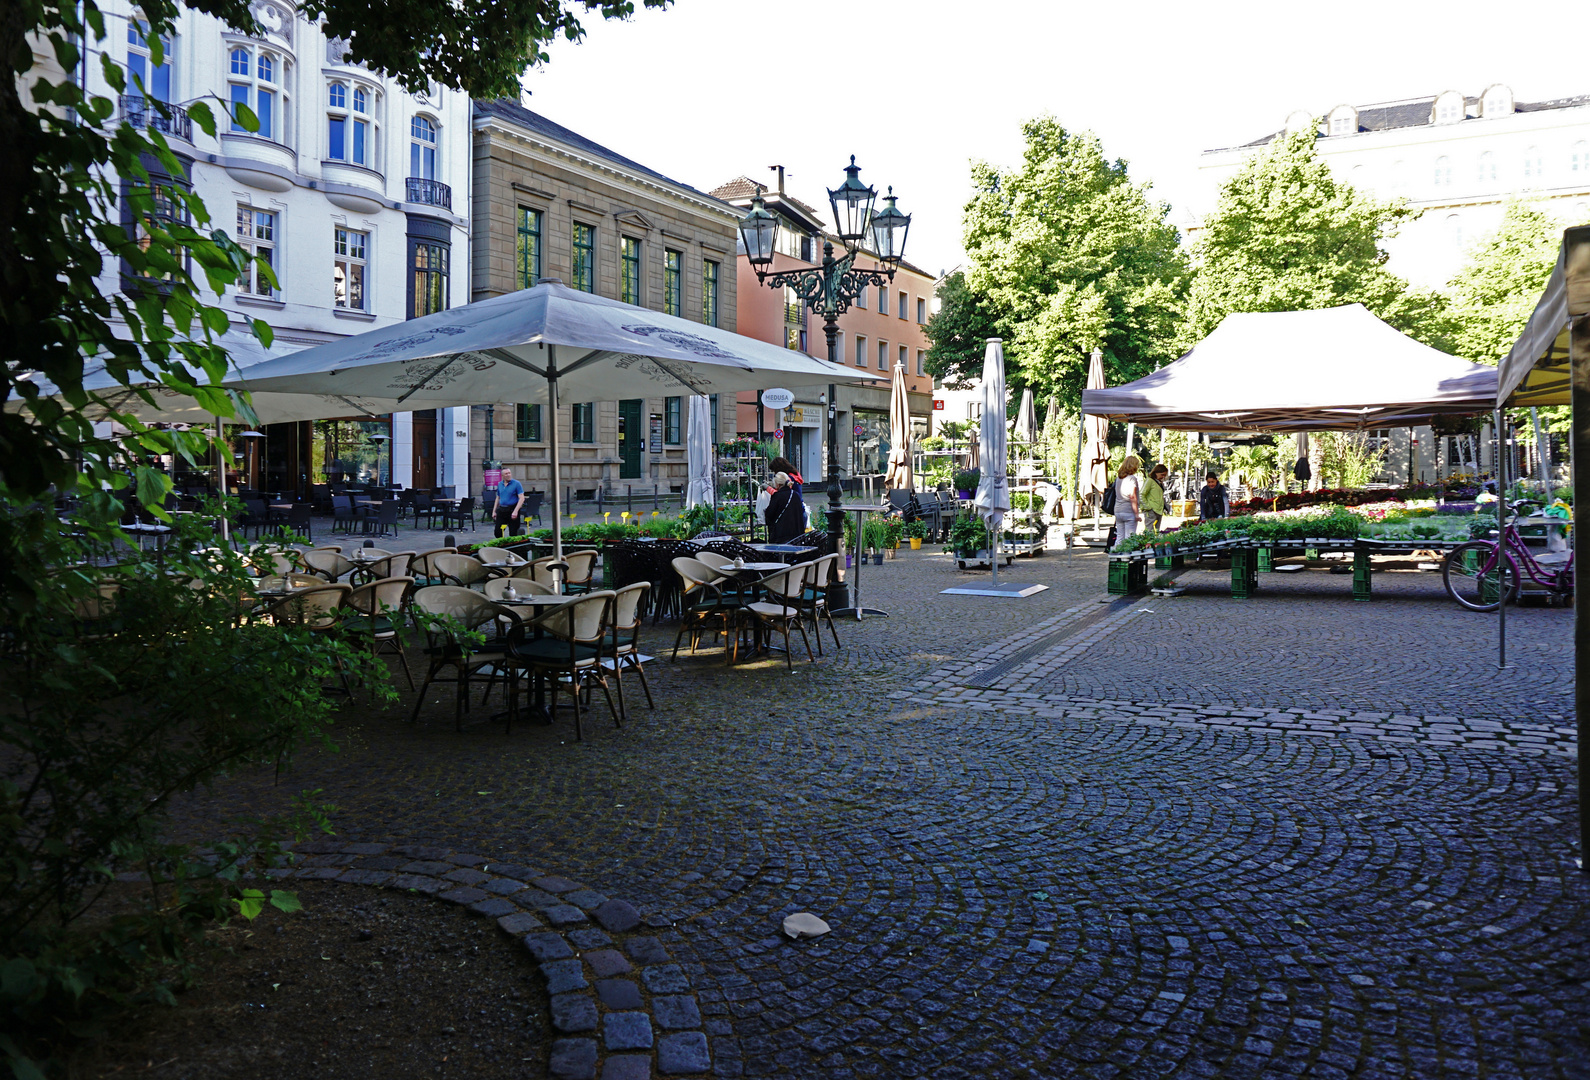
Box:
548, 346, 564, 583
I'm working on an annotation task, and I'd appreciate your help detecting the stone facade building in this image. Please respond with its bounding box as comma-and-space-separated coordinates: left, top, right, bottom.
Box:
470, 100, 740, 503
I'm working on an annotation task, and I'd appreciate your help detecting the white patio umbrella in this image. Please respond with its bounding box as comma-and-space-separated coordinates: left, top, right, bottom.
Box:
884, 362, 913, 492
973, 339, 1010, 586
685, 394, 714, 509
231, 282, 874, 560
1013, 387, 1038, 443
1079, 347, 1110, 511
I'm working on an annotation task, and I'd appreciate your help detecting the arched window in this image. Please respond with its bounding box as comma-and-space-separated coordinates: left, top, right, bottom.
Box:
1573, 142, 1590, 175
227, 43, 285, 141
1523, 146, 1544, 183
1477, 151, 1497, 184
126, 19, 171, 103
1328, 105, 1357, 136
1482, 84, 1513, 118
1447, 214, 1464, 250
1433, 156, 1452, 187
1433, 92, 1464, 125
327, 79, 376, 166
409, 115, 437, 180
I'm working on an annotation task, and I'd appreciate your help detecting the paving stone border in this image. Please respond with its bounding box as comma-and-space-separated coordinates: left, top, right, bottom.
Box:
904, 594, 1578, 758
270, 841, 718, 1080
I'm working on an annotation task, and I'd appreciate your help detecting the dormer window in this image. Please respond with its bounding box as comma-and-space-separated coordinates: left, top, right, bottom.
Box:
1433, 91, 1465, 125
1481, 84, 1513, 118
1328, 105, 1357, 136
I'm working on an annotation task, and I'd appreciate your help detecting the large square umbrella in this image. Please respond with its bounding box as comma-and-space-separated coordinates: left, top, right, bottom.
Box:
232, 282, 875, 560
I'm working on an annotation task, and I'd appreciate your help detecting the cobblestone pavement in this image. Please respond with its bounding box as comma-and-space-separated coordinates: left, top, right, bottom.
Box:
189, 544, 1590, 1078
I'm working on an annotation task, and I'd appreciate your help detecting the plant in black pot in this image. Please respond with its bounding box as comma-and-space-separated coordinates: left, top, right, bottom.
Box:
949, 512, 989, 559
953, 468, 980, 500
862, 518, 890, 565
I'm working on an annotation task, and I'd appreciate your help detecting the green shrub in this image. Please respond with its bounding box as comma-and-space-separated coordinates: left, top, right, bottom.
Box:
952, 468, 980, 493
948, 513, 988, 554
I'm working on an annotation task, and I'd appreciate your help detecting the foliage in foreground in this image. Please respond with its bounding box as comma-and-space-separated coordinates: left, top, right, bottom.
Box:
0, 506, 371, 1076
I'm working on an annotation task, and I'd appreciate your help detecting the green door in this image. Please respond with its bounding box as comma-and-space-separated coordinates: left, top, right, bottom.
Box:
618, 399, 643, 479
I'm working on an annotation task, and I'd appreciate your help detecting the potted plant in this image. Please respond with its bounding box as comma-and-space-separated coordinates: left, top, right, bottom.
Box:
949, 513, 988, 560
861, 518, 889, 564
904, 520, 927, 549
953, 468, 980, 500
882, 516, 905, 558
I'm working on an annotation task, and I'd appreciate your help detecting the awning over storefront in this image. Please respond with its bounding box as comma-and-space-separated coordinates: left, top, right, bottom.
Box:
1497, 225, 1590, 408
1082, 304, 1498, 432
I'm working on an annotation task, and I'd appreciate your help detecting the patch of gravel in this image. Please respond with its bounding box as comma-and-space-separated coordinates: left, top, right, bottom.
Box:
73, 881, 548, 1079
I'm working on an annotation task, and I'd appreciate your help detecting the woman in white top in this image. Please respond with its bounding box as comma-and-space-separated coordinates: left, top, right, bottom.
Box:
1113, 454, 1143, 541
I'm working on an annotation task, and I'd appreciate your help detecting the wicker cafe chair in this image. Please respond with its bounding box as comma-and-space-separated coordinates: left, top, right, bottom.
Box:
605, 582, 653, 721
431, 552, 494, 590
301, 548, 355, 582
506, 590, 619, 742
409, 585, 521, 731
483, 576, 555, 601
670, 556, 743, 663
797, 552, 843, 655
743, 562, 815, 670
409, 547, 459, 588
350, 550, 414, 586
524, 555, 569, 592
560, 549, 601, 594
343, 576, 416, 690
476, 546, 528, 569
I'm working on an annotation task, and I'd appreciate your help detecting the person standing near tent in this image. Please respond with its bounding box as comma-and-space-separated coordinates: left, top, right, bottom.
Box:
1113, 455, 1144, 539
1198, 472, 1230, 522
1141, 463, 1170, 533
494, 467, 525, 538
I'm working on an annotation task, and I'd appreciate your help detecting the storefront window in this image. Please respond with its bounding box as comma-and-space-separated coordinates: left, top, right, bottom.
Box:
853, 409, 889, 476
311, 417, 392, 484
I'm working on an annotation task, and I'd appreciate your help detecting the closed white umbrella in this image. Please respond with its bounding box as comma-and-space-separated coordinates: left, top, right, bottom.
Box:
973, 339, 1010, 584
685, 394, 714, 510
885, 362, 913, 492
1014, 387, 1037, 443
1079, 347, 1110, 509
231, 282, 873, 558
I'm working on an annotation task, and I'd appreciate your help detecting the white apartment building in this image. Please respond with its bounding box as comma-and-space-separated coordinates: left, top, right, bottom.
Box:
1189, 86, 1590, 292
88, 0, 472, 496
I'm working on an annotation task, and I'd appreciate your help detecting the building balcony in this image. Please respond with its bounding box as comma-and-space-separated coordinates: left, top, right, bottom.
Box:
405, 176, 451, 210
119, 95, 192, 141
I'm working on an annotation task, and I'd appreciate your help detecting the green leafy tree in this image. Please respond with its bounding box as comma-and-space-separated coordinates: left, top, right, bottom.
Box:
1187, 126, 1454, 350
958, 117, 1189, 409
1447, 200, 1564, 363
923, 270, 1004, 389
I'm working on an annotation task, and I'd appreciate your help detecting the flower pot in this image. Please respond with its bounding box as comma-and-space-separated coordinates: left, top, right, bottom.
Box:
957, 489, 972, 499
910, 537, 922, 549
872, 553, 884, 565
845, 555, 853, 569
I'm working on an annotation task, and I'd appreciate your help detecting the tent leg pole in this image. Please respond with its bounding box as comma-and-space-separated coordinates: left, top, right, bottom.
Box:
1570, 284, 1590, 872
1496, 408, 1506, 671
548, 346, 564, 586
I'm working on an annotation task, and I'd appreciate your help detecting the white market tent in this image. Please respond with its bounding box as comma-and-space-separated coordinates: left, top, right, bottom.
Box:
1082, 304, 1498, 432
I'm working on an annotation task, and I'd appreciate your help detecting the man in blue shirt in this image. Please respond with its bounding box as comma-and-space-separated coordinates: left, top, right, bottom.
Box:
494, 468, 525, 538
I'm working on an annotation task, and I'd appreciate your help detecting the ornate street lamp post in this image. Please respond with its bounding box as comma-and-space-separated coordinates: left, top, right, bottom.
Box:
737, 157, 911, 569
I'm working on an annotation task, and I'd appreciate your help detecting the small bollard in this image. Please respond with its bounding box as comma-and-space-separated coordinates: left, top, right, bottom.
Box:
363, 539, 374, 548
444, 534, 455, 548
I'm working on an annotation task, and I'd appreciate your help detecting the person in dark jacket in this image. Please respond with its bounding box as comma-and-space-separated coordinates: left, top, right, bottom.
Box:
764, 471, 805, 543
1198, 472, 1230, 521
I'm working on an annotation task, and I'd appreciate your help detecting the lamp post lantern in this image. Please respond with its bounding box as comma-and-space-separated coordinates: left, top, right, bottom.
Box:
737, 157, 911, 577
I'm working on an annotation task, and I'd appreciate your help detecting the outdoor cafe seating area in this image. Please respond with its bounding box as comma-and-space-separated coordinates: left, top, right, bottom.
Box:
108, 523, 846, 743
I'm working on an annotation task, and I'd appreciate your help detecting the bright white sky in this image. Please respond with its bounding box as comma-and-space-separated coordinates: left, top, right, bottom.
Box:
523, 0, 1590, 278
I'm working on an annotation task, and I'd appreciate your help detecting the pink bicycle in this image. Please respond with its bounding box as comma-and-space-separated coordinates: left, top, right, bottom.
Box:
1442, 500, 1574, 611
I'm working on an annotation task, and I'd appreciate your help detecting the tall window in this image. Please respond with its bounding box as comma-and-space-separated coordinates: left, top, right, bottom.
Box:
1573, 142, 1589, 174
234, 205, 276, 295
916, 349, 925, 376
855, 288, 866, 311
1433, 156, 1452, 187
516, 404, 542, 442
621, 237, 642, 305
127, 20, 171, 102
333, 227, 367, 310
664, 396, 681, 444
412, 241, 448, 318
409, 116, 438, 179
327, 82, 375, 166
122, 172, 189, 287
917, 297, 926, 324
571, 402, 595, 443
228, 45, 282, 140
899, 344, 908, 372
878, 340, 888, 371
898, 291, 908, 319
1477, 152, 1497, 184
702, 260, 719, 327
572, 223, 595, 292
516, 208, 542, 288
664, 249, 682, 316
1523, 147, 1544, 182
854, 334, 867, 367
877, 285, 887, 311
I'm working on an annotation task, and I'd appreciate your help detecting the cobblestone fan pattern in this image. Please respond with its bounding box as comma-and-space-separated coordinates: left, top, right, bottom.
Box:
273, 842, 712, 1079
179, 548, 1589, 1078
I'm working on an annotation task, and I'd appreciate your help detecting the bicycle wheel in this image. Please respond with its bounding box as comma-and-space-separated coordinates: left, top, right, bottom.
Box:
1443, 540, 1520, 611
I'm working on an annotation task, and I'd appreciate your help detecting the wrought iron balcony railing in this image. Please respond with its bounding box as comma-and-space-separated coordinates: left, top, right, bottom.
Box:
405, 176, 452, 210
119, 95, 192, 141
